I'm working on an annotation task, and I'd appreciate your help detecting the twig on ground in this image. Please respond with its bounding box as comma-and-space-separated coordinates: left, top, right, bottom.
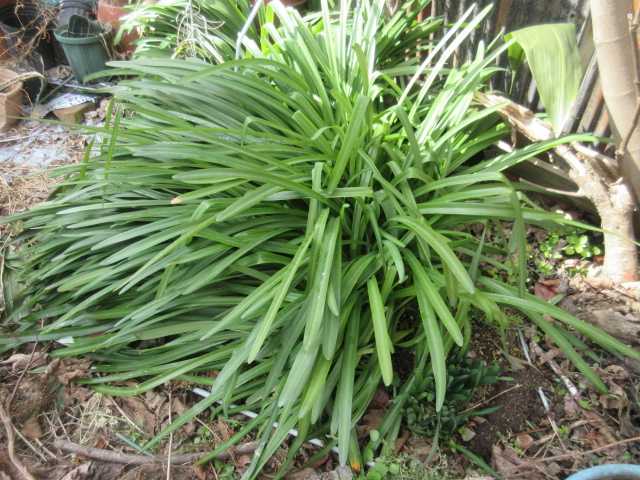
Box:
55, 411, 71, 441
537, 387, 568, 452
107, 397, 146, 436
0, 401, 36, 480
53, 439, 258, 465
507, 435, 640, 473
34, 437, 58, 461
8, 342, 39, 407
537, 434, 640, 464
459, 383, 522, 415
530, 343, 580, 398
0, 135, 34, 144
12, 426, 48, 463
545, 415, 567, 452
517, 329, 533, 364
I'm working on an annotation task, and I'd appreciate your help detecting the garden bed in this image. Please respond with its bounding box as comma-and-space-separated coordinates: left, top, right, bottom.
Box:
0, 157, 638, 479
2, 1, 640, 478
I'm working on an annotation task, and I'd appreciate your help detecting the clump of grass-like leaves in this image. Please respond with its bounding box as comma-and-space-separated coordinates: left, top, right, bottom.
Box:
2, 1, 639, 478
116, 0, 260, 63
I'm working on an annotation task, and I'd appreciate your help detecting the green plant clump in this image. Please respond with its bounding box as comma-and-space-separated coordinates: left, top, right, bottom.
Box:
539, 230, 602, 260
405, 358, 500, 438
535, 228, 603, 276
116, 0, 261, 63
2, 1, 638, 478
366, 454, 455, 480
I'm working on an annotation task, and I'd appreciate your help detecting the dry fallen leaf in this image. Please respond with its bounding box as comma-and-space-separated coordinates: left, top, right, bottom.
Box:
322, 466, 353, 480
214, 418, 235, 442
0, 352, 48, 371
192, 464, 208, 480
145, 391, 167, 414
370, 389, 390, 409
119, 397, 157, 435
492, 445, 519, 477
71, 387, 94, 403
603, 364, 630, 381
599, 393, 627, 410
358, 408, 384, 436
546, 462, 563, 477
286, 468, 321, 480
459, 426, 476, 442
515, 432, 534, 451
54, 358, 92, 385
59, 463, 92, 480
121, 464, 193, 480
405, 437, 432, 462
172, 398, 196, 435
21, 415, 43, 440
534, 282, 557, 301
93, 436, 108, 450
235, 454, 252, 475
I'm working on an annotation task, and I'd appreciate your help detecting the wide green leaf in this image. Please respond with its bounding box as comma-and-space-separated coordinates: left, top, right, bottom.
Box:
506, 24, 583, 134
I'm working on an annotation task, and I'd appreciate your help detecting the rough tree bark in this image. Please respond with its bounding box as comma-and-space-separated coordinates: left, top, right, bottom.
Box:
591, 0, 640, 198
476, 92, 638, 283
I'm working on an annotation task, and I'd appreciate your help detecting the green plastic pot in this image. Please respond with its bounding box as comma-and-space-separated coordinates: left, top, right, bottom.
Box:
54, 26, 111, 83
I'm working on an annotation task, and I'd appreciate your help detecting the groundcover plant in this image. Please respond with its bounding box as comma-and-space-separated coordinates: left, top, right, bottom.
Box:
2, 1, 638, 478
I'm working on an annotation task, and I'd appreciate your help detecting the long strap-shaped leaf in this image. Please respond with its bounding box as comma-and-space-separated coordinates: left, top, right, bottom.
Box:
405, 251, 447, 411
367, 276, 393, 386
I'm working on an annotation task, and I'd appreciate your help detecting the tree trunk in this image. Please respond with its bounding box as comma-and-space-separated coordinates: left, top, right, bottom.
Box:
591, 0, 640, 198
597, 183, 638, 282
476, 92, 639, 282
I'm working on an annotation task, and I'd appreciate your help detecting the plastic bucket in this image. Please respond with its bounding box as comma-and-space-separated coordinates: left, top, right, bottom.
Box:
565, 465, 640, 480
57, 0, 95, 26
54, 26, 111, 83
56, 0, 96, 26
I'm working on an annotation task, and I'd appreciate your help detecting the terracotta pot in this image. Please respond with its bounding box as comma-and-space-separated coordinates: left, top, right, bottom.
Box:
96, 0, 136, 53
96, 0, 126, 25
0, 68, 24, 132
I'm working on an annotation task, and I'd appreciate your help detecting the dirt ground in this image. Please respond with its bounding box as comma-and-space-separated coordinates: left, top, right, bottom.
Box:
1, 155, 640, 479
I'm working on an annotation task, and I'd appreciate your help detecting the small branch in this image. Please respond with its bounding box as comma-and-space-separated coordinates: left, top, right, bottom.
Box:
571, 143, 619, 178
530, 342, 580, 398
0, 402, 36, 480
107, 398, 146, 436
12, 427, 48, 463
8, 342, 39, 408
53, 440, 258, 466
534, 434, 640, 464
502, 433, 640, 472
477, 92, 618, 181
459, 383, 521, 415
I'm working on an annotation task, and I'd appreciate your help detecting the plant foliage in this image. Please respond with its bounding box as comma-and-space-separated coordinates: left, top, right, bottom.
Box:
506, 23, 583, 134
2, 1, 638, 478
405, 358, 500, 438
116, 0, 262, 62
